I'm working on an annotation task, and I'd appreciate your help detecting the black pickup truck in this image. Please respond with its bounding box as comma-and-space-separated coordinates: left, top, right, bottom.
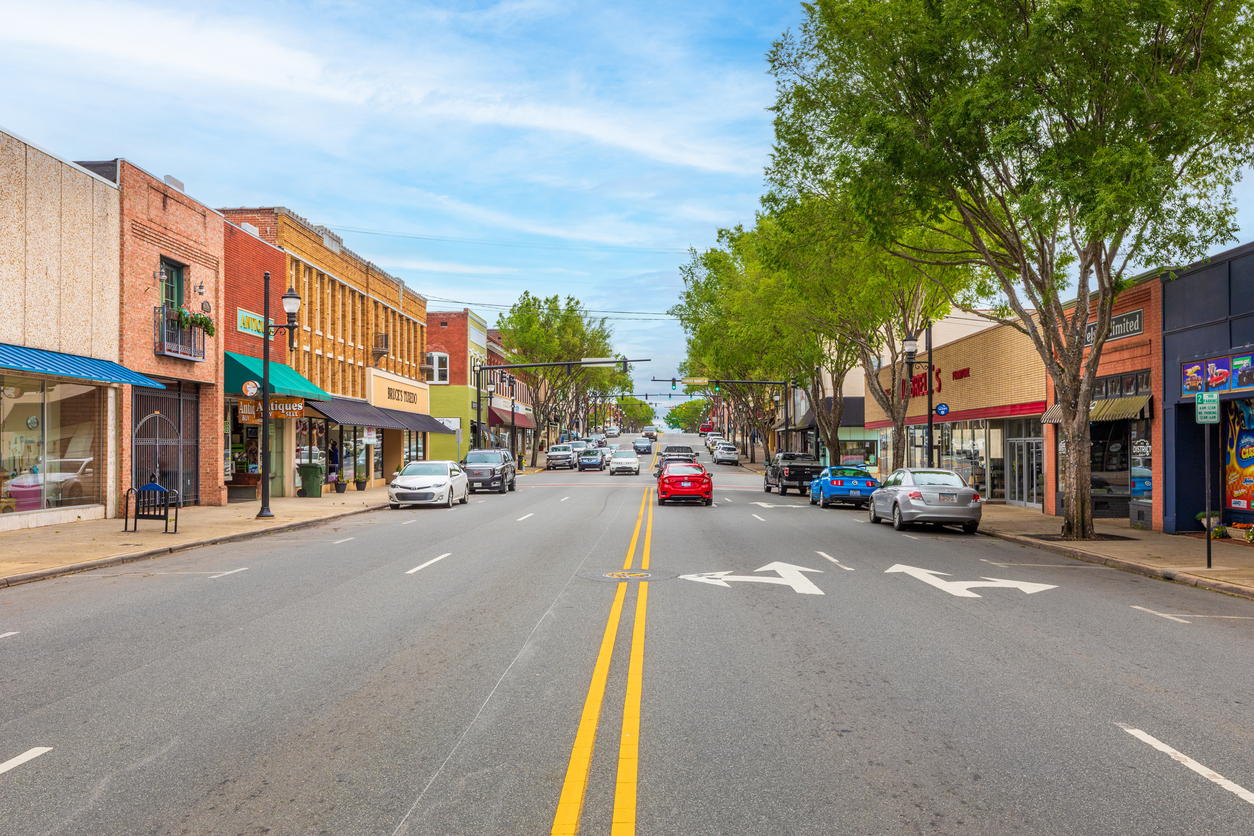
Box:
763, 452, 824, 496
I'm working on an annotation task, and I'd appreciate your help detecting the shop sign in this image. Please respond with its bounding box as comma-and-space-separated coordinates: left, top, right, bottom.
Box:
237, 308, 275, 340
238, 397, 305, 424
1182, 352, 1254, 395
367, 367, 429, 414
1085, 308, 1143, 347
1226, 400, 1254, 509
364, 427, 377, 445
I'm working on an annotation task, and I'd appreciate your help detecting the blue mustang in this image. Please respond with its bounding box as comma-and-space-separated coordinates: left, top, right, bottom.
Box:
810, 467, 879, 508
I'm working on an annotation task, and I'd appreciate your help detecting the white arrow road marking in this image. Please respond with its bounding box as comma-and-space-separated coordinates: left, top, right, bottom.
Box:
680, 562, 824, 595
1116, 724, 1254, 806
750, 502, 805, 509
816, 551, 854, 570
208, 568, 248, 580
407, 553, 452, 574
0, 747, 52, 775
0, 632, 18, 639
751, 514, 765, 521
884, 564, 1057, 597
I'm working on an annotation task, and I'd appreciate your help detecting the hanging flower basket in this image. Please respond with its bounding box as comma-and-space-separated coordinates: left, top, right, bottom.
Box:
174, 306, 216, 338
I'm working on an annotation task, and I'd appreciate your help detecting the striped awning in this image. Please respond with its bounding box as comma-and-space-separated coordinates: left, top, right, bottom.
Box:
1041, 395, 1151, 424
305, 397, 407, 430
0, 342, 163, 388
1041, 403, 1064, 424
378, 407, 456, 434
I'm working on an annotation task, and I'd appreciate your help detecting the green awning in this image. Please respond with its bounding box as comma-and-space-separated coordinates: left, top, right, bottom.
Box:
224, 351, 332, 400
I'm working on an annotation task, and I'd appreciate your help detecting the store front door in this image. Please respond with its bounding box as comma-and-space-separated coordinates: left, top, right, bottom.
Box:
1007, 438, 1044, 508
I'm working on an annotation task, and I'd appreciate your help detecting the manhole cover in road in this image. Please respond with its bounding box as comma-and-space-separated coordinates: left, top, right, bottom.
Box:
578, 569, 678, 583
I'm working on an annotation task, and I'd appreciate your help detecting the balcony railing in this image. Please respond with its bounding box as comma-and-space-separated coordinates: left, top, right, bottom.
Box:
154, 306, 205, 361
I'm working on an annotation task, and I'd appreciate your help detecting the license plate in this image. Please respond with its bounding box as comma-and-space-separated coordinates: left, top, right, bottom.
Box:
681, 481, 692, 487
849, 489, 860, 496
940, 493, 957, 502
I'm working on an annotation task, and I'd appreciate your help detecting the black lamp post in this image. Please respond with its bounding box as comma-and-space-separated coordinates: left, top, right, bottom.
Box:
508, 373, 516, 458
903, 332, 918, 469
257, 272, 301, 519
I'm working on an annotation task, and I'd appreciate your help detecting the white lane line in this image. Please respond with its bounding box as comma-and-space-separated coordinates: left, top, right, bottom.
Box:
407, 553, 452, 574
752, 513, 765, 521
477, 500, 486, 503
0, 632, 18, 639
816, 551, 855, 571
1116, 724, 1254, 806
902, 534, 920, 541
208, 568, 248, 580
0, 747, 53, 775
401, 520, 417, 525
1132, 605, 1191, 624
333, 537, 355, 544
560, 496, 569, 502
517, 513, 534, 521
723, 498, 733, 503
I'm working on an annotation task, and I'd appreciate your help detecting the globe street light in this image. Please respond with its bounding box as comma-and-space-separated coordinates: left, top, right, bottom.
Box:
258, 271, 301, 519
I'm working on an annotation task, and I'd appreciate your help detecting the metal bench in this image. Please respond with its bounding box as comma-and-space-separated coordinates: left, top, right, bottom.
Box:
124, 479, 179, 533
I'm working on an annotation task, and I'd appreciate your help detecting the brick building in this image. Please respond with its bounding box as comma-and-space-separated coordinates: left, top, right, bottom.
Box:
484, 329, 535, 457
219, 207, 449, 486
77, 159, 227, 508
425, 309, 489, 462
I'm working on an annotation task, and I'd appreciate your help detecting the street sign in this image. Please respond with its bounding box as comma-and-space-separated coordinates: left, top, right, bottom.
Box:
681, 377, 708, 385
1197, 392, 1219, 423
679, 562, 824, 595
935, 403, 950, 416
885, 564, 1057, 598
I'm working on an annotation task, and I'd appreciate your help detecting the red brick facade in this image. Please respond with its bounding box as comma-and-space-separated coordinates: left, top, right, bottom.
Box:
427, 310, 471, 386
1043, 279, 1164, 529
115, 161, 226, 508
223, 220, 288, 360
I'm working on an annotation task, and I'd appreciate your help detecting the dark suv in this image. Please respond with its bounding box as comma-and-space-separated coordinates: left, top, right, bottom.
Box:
462, 449, 517, 493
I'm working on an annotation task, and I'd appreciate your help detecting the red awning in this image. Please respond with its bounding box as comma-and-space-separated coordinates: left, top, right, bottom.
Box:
488, 406, 535, 429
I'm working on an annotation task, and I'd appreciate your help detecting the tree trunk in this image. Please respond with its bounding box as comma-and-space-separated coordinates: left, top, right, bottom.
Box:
1059, 413, 1095, 539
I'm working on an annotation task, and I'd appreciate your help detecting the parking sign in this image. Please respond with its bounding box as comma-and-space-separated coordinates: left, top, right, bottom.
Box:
1197, 392, 1219, 423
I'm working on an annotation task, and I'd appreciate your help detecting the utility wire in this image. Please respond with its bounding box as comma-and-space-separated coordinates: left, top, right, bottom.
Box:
328, 225, 689, 255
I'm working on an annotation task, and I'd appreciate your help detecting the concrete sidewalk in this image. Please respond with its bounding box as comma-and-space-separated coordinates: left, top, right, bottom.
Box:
0, 486, 393, 588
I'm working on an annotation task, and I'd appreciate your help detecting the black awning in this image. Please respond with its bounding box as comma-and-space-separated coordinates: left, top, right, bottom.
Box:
378, 407, 456, 434
305, 397, 408, 430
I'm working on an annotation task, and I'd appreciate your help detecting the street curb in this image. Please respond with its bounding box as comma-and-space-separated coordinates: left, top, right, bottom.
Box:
0, 503, 390, 589
979, 528, 1254, 602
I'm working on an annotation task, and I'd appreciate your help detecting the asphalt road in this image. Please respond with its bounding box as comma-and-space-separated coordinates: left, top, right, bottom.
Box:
2, 432, 1253, 835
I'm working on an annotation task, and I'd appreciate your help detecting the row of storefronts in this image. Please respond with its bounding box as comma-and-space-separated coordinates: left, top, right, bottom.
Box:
0, 126, 452, 531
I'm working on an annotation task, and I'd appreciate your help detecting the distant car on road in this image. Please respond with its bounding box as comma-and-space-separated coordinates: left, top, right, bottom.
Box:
609, 450, 641, 475
662, 444, 697, 461
545, 444, 576, 470
643, 426, 658, 440
764, 452, 823, 496
461, 449, 517, 493
389, 460, 469, 508
869, 468, 981, 533
578, 448, 606, 471
809, 466, 878, 508
711, 442, 739, 466
657, 461, 713, 505
605, 425, 621, 437
632, 438, 653, 455
698, 423, 714, 436
704, 433, 724, 451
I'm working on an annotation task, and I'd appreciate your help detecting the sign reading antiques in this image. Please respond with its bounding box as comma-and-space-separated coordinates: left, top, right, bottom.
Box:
1084, 309, 1143, 347
236, 308, 275, 340
238, 397, 305, 424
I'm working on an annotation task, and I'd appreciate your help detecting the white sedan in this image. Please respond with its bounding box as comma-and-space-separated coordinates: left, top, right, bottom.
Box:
609, 450, 641, 475
389, 460, 469, 508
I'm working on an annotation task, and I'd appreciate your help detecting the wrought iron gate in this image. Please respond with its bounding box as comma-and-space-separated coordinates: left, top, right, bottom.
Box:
133, 382, 200, 505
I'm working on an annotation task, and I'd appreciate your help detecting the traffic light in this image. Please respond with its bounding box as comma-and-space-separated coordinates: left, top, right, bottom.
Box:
713, 381, 720, 393
671, 378, 677, 390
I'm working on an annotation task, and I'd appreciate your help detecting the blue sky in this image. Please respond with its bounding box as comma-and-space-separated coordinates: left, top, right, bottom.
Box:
0, 0, 804, 417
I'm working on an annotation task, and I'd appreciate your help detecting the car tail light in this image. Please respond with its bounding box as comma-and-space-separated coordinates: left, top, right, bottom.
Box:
908, 491, 923, 500
783, 467, 790, 476
972, 493, 981, 503
834, 479, 844, 486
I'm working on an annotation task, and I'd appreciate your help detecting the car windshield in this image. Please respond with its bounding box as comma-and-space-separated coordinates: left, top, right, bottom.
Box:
830, 468, 871, 478
550, 445, 571, 453
911, 470, 966, 487
612, 452, 636, 460
401, 462, 449, 477
666, 464, 704, 476
664, 446, 693, 454
581, 450, 602, 458
465, 451, 505, 464
571, 442, 587, 449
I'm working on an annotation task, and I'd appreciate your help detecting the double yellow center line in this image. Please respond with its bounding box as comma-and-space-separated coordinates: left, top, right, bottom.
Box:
552, 456, 657, 835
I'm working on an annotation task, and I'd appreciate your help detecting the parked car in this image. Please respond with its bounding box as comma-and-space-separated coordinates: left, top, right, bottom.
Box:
703, 433, 723, 451
809, 466, 879, 508
711, 442, 739, 466
546, 444, 577, 470
461, 449, 517, 493
632, 438, 653, 455
763, 452, 824, 496
610, 450, 641, 475
589, 434, 608, 448
578, 448, 606, 471
698, 423, 714, 436
869, 468, 982, 533
657, 461, 713, 505
389, 460, 469, 508
643, 426, 658, 440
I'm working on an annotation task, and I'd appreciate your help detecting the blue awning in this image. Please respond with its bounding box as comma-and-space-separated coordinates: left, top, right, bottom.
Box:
0, 342, 164, 388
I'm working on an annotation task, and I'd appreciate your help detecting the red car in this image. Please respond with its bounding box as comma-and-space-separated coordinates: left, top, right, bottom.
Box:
657, 462, 713, 505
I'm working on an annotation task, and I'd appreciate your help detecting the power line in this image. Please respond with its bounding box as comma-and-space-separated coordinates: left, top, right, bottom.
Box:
426, 296, 679, 320
328, 225, 690, 255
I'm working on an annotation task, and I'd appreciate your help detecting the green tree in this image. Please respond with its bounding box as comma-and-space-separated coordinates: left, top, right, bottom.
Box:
666, 398, 709, 433
769, 0, 1254, 537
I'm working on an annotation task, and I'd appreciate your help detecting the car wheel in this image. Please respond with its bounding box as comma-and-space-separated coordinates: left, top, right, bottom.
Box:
657, 494, 665, 505
498, 480, 507, 494
763, 480, 771, 493
809, 491, 817, 506
963, 521, 979, 535
868, 502, 881, 524
459, 486, 468, 505
778, 485, 787, 496
389, 503, 400, 510
892, 504, 908, 531
705, 496, 713, 506
509, 477, 516, 492
820, 492, 830, 509
446, 489, 454, 508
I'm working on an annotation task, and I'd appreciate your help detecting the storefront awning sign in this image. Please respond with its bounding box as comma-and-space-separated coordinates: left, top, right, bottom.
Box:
239, 397, 305, 424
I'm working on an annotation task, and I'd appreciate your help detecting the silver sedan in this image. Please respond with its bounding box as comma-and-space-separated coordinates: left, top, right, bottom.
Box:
868, 468, 981, 533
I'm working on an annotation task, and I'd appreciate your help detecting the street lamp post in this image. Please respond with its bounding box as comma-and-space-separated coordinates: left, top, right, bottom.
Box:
925, 321, 934, 467
257, 272, 301, 519
508, 373, 516, 458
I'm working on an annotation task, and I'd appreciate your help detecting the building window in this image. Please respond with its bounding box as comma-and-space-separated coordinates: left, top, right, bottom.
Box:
160, 260, 184, 309
426, 352, 449, 384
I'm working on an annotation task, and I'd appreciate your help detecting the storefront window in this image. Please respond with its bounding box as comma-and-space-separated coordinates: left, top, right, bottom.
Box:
373, 437, 383, 479
1, 376, 104, 512
987, 421, 1005, 500
1091, 421, 1131, 494
838, 439, 877, 467
1130, 419, 1152, 500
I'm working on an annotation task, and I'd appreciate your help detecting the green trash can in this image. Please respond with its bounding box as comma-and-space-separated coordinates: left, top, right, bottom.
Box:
298, 463, 326, 497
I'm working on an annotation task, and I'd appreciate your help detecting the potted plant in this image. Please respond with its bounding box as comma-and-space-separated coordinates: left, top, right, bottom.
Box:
355, 475, 368, 491
332, 472, 348, 494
